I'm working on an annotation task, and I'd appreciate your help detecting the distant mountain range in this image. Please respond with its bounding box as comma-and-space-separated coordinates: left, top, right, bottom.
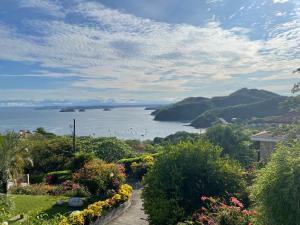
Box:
152, 88, 289, 128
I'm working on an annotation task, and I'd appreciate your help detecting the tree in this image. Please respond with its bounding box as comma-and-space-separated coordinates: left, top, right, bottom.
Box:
142, 140, 246, 225
34, 127, 56, 139
0, 132, 29, 193
27, 137, 74, 173
78, 137, 133, 162
251, 142, 300, 225
205, 125, 256, 167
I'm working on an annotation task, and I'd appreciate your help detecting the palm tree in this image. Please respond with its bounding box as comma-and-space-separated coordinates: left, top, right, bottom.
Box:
0, 132, 30, 194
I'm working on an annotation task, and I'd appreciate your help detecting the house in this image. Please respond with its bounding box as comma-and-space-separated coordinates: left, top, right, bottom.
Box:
251, 131, 285, 161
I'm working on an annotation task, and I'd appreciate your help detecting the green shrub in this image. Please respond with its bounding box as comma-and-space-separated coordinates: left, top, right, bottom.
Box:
73, 159, 126, 196
118, 153, 160, 174
206, 125, 256, 167
70, 151, 96, 171
27, 137, 74, 173
142, 140, 247, 225
78, 137, 134, 162
30, 173, 45, 184
46, 170, 72, 184
250, 142, 300, 225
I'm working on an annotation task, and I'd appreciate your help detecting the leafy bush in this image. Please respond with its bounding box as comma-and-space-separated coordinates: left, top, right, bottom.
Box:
142, 140, 247, 225
70, 151, 96, 171
46, 170, 72, 185
27, 137, 74, 173
73, 159, 126, 196
118, 153, 159, 175
30, 173, 45, 184
250, 142, 300, 225
130, 155, 155, 179
77, 137, 133, 162
153, 131, 201, 145
206, 125, 256, 167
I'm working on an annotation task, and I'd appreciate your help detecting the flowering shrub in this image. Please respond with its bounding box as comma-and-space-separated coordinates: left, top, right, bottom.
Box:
49, 181, 91, 197
58, 184, 133, 225
10, 181, 90, 197
10, 183, 56, 195
130, 155, 155, 179
73, 159, 125, 196
190, 196, 256, 225
46, 170, 72, 185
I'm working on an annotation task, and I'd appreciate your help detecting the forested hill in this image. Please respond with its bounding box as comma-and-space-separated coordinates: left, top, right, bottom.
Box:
153, 88, 288, 128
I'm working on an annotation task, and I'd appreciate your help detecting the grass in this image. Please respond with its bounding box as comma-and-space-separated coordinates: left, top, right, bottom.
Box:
9, 194, 69, 216
5, 194, 90, 224
3, 193, 102, 224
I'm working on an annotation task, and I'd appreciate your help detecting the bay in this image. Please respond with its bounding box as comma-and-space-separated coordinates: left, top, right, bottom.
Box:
0, 107, 200, 140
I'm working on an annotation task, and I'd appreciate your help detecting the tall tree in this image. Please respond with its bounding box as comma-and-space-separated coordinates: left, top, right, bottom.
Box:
0, 132, 29, 193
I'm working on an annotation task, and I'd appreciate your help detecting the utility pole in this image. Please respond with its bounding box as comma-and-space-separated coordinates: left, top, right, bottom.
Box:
73, 118, 76, 152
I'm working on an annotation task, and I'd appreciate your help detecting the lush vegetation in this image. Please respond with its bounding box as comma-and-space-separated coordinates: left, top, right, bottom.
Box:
205, 125, 256, 166
142, 140, 247, 225
153, 88, 288, 128
250, 142, 300, 225
0, 122, 299, 225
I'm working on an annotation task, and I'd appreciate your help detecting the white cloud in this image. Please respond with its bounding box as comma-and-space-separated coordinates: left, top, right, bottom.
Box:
19, 0, 65, 17
273, 0, 289, 3
0, 1, 299, 100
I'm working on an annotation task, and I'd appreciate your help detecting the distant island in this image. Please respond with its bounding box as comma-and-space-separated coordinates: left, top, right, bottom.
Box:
36, 104, 164, 112
152, 88, 291, 128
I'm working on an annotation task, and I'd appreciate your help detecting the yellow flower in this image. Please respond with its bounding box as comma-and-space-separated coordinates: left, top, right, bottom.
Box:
68, 211, 85, 225
143, 155, 154, 163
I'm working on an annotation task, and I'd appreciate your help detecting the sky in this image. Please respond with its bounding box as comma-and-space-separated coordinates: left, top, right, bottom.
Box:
0, 0, 299, 105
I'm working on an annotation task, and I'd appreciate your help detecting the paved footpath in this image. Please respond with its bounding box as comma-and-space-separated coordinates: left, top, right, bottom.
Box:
108, 189, 148, 225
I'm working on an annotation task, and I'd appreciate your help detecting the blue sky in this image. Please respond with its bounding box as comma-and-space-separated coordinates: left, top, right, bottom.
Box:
0, 0, 299, 104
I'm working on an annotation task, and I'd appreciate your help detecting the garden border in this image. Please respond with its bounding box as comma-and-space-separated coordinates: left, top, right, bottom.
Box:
91, 198, 132, 225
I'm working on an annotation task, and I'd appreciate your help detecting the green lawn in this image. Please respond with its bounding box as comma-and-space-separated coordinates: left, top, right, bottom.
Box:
6, 194, 89, 224
9, 195, 69, 216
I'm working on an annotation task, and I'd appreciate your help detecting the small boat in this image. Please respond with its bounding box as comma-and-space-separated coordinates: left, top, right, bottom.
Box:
103, 107, 111, 111
78, 108, 85, 112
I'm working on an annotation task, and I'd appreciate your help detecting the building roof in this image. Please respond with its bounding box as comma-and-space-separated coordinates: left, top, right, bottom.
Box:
251, 131, 285, 142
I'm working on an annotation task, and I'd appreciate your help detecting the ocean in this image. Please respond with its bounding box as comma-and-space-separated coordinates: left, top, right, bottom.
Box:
0, 107, 200, 140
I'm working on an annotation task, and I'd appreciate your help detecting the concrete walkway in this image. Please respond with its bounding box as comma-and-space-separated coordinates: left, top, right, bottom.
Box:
108, 189, 148, 225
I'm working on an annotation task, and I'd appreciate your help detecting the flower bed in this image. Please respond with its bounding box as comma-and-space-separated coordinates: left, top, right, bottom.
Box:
58, 184, 133, 225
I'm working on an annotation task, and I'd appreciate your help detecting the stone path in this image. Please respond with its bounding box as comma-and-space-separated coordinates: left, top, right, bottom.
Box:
108, 189, 148, 225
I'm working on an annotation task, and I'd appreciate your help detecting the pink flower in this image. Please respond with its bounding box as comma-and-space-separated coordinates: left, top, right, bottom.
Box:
230, 197, 244, 208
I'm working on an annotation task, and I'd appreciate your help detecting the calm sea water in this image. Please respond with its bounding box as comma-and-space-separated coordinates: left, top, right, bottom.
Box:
0, 107, 200, 140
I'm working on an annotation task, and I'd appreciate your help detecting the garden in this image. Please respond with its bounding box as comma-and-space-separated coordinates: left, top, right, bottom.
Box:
0, 124, 299, 225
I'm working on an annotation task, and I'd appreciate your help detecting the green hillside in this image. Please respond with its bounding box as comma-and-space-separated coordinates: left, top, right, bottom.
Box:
153, 88, 287, 127
191, 96, 287, 128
